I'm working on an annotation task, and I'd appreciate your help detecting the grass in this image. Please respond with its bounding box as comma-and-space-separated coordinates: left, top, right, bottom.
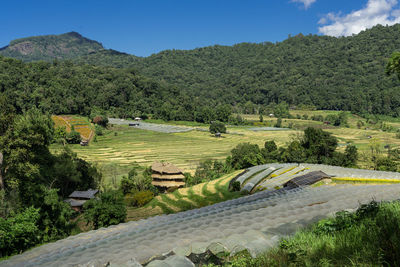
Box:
126, 170, 244, 221
51, 124, 296, 184
204, 200, 400, 266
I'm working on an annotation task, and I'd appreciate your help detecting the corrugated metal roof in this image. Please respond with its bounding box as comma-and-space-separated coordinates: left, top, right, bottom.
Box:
68, 189, 99, 199
284, 171, 331, 189
64, 198, 87, 207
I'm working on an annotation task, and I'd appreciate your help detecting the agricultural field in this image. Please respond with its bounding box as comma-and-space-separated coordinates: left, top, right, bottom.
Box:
52, 124, 295, 184
126, 170, 244, 221
52, 115, 94, 140
51, 110, 400, 184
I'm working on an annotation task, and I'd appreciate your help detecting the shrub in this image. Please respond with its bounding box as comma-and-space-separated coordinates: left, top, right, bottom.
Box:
275, 118, 282, 128
66, 128, 81, 144
95, 125, 103, 136
92, 115, 108, 127
132, 191, 154, 207
83, 190, 126, 229
0, 207, 40, 257
230, 181, 241, 192
230, 143, 264, 169
209, 121, 226, 134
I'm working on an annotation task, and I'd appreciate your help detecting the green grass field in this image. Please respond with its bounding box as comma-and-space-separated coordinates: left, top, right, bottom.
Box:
51, 124, 296, 184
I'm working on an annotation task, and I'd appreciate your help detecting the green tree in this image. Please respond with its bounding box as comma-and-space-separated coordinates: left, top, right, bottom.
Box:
66, 127, 81, 144
215, 105, 232, 122
386, 51, 400, 80
230, 143, 264, 169
0, 109, 54, 205
301, 127, 338, 163
83, 190, 127, 229
36, 186, 74, 242
0, 207, 40, 257
274, 102, 290, 118
209, 121, 227, 134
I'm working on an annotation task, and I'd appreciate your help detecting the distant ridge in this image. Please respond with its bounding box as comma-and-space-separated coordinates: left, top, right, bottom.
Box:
0, 31, 104, 62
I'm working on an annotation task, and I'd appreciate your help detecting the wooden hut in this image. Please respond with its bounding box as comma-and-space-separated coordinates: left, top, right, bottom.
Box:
151, 162, 185, 191
64, 189, 99, 211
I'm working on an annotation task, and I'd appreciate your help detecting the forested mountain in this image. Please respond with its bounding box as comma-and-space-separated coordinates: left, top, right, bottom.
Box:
0, 32, 103, 62
0, 56, 181, 118
77, 24, 400, 116
2, 24, 400, 117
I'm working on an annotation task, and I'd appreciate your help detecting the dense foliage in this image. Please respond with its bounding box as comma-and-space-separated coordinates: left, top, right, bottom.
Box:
2, 25, 400, 118
83, 190, 127, 229
77, 24, 400, 116
209, 121, 226, 134
0, 102, 101, 256
229, 127, 358, 169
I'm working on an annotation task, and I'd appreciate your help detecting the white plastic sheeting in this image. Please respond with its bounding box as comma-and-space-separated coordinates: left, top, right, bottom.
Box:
108, 118, 193, 133
3, 183, 400, 267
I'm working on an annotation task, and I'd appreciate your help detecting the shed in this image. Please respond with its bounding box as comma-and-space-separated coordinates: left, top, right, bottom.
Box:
214, 132, 221, 138
64, 199, 87, 212
151, 162, 185, 192
65, 189, 99, 211
134, 117, 142, 121
283, 171, 331, 189
80, 140, 89, 146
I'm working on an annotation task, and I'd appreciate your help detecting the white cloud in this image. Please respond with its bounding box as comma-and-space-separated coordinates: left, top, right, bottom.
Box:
319, 0, 400, 36
291, 0, 317, 9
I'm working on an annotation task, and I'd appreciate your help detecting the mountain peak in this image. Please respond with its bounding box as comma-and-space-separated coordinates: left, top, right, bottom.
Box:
0, 32, 104, 62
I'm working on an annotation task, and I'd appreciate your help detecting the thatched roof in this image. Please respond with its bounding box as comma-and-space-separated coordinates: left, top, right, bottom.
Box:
151, 173, 185, 180
151, 180, 185, 188
69, 189, 99, 199
284, 171, 331, 189
151, 162, 183, 175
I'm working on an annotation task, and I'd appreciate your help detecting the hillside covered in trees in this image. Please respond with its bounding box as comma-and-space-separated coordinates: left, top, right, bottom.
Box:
2, 24, 400, 117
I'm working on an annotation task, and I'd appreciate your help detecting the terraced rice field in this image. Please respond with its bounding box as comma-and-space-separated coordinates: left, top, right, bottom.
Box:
51, 115, 94, 140
53, 125, 296, 183
127, 170, 243, 220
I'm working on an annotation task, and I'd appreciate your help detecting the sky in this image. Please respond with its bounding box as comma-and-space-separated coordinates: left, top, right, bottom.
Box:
1, 0, 400, 57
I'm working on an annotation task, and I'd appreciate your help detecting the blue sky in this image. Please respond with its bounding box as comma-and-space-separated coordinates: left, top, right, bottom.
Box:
1, 0, 400, 56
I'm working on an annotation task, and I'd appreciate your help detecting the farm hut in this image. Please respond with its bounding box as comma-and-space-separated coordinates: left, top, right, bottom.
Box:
283, 171, 331, 189
214, 132, 221, 138
151, 162, 185, 192
134, 117, 142, 121
80, 140, 89, 146
65, 189, 99, 211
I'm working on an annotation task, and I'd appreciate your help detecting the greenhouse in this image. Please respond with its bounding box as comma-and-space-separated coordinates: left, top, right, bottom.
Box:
3, 174, 400, 266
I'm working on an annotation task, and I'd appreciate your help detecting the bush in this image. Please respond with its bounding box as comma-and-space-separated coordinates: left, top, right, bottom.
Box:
209, 121, 226, 134
119, 165, 155, 194
230, 143, 264, 169
230, 181, 241, 192
83, 190, 126, 229
66, 128, 81, 144
92, 115, 108, 127
0, 207, 40, 257
95, 125, 103, 136
132, 191, 154, 207
275, 118, 282, 128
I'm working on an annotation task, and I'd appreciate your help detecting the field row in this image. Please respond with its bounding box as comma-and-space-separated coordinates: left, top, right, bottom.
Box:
52, 115, 94, 140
